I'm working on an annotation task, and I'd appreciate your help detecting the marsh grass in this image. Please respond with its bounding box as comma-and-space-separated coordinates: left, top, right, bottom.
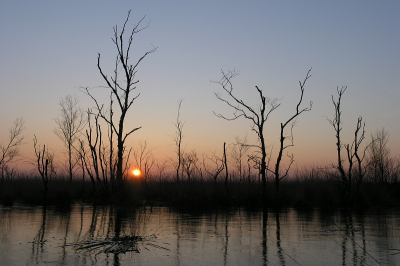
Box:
0, 177, 88, 206
1, 174, 399, 210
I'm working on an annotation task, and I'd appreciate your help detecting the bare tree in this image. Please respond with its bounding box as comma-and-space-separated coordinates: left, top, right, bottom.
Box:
214, 70, 280, 208
107, 91, 116, 189
328, 86, 347, 184
328, 87, 369, 202
54, 95, 85, 182
172, 99, 184, 183
223, 142, 229, 186
181, 149, 198, 181
0, 118, 25, 179
33, 135, 56, 201
77, 138, 98, 194
132, 140, 156, 181
81, 110, 109, 194
230, 135, 250, 182
271, 69, 312, 193
345, 117, 369, 192
223, 142, 238, 204
155, 159, 168, 183
203, 152, 224, 186
84, 10, 157, 192
368, 128, 391, 183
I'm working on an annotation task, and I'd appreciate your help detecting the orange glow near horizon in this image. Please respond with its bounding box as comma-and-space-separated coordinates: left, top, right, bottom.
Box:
132, 169, 141, 178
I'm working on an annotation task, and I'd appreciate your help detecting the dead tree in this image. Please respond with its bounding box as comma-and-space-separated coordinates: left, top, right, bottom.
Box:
54, 95, 85, 182
0, 118, 24, 180
223, 142, 238, 205
181, 150, 198, 181
328, 86, 347, 184
77, 139, 96, 194
132, 140, 155, 181
328, 87, 369, 203
203, 152, 224, 186
328, 86, 347, 189
223, 143, 229, 186
271, 69, 312, 193
172, 100, 184, 183
368, 128, 391, 183
108, 91, 116, 189
74, 110, 107, 195
345, 116, 369, 192
230, 135, 250, 182
85, 10, 157, 192
85, 110, 108, 193
214, 70, 280, 208
155, 159, 168, 183
33, 135, 55, 202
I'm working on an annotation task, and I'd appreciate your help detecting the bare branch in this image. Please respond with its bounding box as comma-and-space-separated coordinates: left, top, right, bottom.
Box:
1, 118, 25, 178
273, 69, 312, 192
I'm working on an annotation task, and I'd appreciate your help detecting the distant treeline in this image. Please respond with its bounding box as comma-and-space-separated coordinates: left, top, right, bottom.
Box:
1, 169, 399, 211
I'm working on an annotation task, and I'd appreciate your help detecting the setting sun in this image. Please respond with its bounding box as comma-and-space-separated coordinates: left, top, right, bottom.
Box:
132, 169, 141, 177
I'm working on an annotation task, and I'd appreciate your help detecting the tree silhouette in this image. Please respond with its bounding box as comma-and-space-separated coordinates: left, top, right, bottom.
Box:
214, 70, 280, 209
132, 140, 155, 182
54, 95, 85, 182
368, 128, 391, 183
33, 135, 56, 202
85, 10, 157, 192
328, 87, 369, 204
0, 118, 24, 179
230, 135, 250, 182
271, 69, 312, 193
172, 99, 184, 183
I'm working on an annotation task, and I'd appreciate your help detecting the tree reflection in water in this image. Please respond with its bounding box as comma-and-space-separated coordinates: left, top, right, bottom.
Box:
1, 205, 399, 265
262, 210, 268, 266
30, 205, 47, 264
275, 212, 286, 266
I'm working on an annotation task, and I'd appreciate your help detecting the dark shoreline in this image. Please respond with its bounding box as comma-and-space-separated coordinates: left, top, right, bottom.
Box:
1, 176, 400, 212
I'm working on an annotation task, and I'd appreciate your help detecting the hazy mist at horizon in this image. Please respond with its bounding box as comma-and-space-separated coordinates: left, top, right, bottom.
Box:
1, 1, 399, 173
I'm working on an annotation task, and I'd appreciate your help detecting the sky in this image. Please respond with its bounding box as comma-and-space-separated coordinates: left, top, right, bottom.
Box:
1, 0, 399, 173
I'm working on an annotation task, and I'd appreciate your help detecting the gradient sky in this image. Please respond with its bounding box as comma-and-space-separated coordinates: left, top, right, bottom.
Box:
1, 1, 399, 173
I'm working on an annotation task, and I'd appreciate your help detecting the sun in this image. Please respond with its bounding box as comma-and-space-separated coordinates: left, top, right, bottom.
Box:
132, 169, 141, 177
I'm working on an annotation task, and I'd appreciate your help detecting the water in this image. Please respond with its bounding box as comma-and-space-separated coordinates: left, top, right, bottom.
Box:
0, 204, 399, 265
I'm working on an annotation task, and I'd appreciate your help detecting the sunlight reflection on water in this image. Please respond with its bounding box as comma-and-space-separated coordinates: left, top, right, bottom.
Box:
0, 204, 399, 265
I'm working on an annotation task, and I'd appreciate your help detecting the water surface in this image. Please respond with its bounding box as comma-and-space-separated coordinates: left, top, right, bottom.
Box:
0, 204, 399, 265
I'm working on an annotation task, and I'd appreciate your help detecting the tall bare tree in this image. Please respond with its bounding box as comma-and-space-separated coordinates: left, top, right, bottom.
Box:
214, 70, 280, 208
85, 10, 157, 192
54, 95, 85, 182
328, 87, 369, 202
271, 69, 312, 193
0, 118, 24, 179
345, 116, 369, 192
33, 135, 56, 201
328, 86, 347, 183
172, 99, 184, 183
80, 109, 109, 194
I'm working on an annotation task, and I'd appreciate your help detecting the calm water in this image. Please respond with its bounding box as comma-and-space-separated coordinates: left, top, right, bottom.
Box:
0, 204, 399, 266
